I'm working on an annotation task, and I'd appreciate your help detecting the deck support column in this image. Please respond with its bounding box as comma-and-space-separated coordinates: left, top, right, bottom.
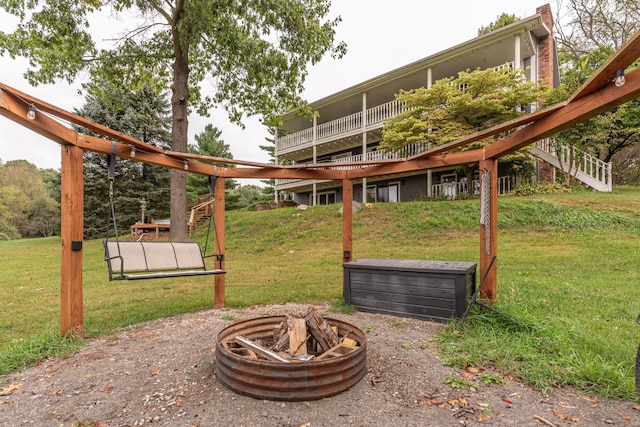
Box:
214, 175, 226, 308
60, 144, 84, 337
479, 159, 498, 301
342, 179, 353, 263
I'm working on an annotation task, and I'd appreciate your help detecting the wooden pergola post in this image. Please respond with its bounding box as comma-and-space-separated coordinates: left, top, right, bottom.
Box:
478, 158, 498, 300
60, 144, 84, 337
213, 174, 226, 308
342, 179, 353, 263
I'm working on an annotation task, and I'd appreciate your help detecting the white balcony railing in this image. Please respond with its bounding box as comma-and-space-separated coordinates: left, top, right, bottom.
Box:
277, 100, 406, 152
430, 176, 514, 198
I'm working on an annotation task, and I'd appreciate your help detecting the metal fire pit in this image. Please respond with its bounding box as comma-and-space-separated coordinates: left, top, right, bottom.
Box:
215, 315, 367, 401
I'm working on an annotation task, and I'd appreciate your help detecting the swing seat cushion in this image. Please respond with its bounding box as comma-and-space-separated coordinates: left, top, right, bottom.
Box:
104, 241, 225, 280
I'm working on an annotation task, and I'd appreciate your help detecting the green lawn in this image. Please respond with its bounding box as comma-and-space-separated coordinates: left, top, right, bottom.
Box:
1, 186, 639, 399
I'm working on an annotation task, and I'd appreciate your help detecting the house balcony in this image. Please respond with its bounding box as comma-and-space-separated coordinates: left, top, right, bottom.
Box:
276, 100, 407, 160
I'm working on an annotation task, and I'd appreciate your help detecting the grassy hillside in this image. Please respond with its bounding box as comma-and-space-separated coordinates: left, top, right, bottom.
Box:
1, 186, 639, 399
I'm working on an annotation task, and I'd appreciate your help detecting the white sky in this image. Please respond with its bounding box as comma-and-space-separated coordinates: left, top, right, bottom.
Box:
0, 1, 559, 179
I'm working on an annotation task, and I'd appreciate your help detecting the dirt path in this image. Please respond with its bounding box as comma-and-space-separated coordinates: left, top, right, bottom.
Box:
1, 303, 638, 426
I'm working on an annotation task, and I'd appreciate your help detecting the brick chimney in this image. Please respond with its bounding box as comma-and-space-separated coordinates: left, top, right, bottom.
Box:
536, 3, 555, 88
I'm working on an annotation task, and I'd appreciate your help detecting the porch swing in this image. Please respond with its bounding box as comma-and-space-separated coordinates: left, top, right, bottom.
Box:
103, 143, 225, 280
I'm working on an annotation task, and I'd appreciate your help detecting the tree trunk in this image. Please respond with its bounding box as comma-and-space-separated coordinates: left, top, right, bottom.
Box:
169, 32, 190, 242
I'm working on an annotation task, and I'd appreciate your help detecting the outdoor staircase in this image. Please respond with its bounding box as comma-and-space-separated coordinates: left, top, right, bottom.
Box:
529, 138, 612, 192
188, 197, 214, 236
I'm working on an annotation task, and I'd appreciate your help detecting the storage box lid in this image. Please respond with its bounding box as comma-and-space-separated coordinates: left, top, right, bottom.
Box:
343, 258, 476, 274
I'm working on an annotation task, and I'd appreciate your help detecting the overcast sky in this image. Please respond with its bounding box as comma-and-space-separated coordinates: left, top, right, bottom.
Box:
0, 1, 559, 180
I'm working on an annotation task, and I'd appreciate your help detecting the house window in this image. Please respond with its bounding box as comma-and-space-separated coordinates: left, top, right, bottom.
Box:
377, 182, 400, 203
317, 191, 337, 205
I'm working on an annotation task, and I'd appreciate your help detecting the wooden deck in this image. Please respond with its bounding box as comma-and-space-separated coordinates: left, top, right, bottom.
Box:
130, 221, 171, 238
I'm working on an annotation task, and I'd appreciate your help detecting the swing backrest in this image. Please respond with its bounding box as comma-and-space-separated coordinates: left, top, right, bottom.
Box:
104, 240, 224, 280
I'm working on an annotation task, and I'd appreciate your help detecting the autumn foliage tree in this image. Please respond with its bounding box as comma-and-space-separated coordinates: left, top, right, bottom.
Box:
0, 0, 345, 240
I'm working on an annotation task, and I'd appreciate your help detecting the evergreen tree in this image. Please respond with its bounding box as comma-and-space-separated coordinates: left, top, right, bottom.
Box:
187, 124, 236, 205
77, 85, 172, 239
477, 13, 520, 36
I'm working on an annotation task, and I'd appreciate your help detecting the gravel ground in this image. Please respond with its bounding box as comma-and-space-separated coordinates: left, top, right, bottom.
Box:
0, 302, 638, 427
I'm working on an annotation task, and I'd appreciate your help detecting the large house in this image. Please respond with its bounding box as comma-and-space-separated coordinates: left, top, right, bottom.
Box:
273, 4, 566, 206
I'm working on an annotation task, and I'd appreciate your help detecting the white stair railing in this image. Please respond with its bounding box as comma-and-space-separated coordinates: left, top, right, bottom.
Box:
530, 139, 612, 192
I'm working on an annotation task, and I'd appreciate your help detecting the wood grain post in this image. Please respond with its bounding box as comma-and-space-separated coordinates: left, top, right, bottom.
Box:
342, 179, 353, 263
214, 175, 226, 308
479, 159, 498, 301
60, 144, 84, 337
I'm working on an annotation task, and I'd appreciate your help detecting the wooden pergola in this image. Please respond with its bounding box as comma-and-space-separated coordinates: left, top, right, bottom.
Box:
1, 31, 640, 337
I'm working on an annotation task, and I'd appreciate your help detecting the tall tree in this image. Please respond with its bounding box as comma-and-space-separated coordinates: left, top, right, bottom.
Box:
0, 1, 345, 241
556, 0, 640, 60
552, 2, 640, 184
77, 84, 172, 239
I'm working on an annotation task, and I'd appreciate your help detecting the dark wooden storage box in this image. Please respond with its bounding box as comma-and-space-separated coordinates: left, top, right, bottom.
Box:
343, 258, 476, 322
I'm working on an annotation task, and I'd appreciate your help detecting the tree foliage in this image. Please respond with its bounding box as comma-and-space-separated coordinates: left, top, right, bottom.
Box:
0, 0, 345, 240
0, 160, 60, 238
556, 0, 640, 60
382, 67, 549, 152
381, 67, 549, 193
477, 13, 519, 36
187, 124, 236, 205
553, 3, 640, 185
77, 84, 172, 239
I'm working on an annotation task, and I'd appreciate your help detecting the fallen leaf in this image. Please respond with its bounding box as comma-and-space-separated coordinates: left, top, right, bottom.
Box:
497, 412, 506, 417
551, 409, 567, 420
476, 413, 492, 421
501, 397, 513, 404
0, 383, 23, 396
0, 400, 6, 405
448, 399, 459, 406
582, 396, 599, 403
632, 405, 640, 411
100, 386, 115, 393
52, 389, 62, 396
467, 367, 481, 373
620, 413, 635, 421
461, 371, 475, 378
570, 416, 580, 422
459, 397, 469, 405
150, 370, 161, 377
477, 402, 490, 407
417, 390, 425, 397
